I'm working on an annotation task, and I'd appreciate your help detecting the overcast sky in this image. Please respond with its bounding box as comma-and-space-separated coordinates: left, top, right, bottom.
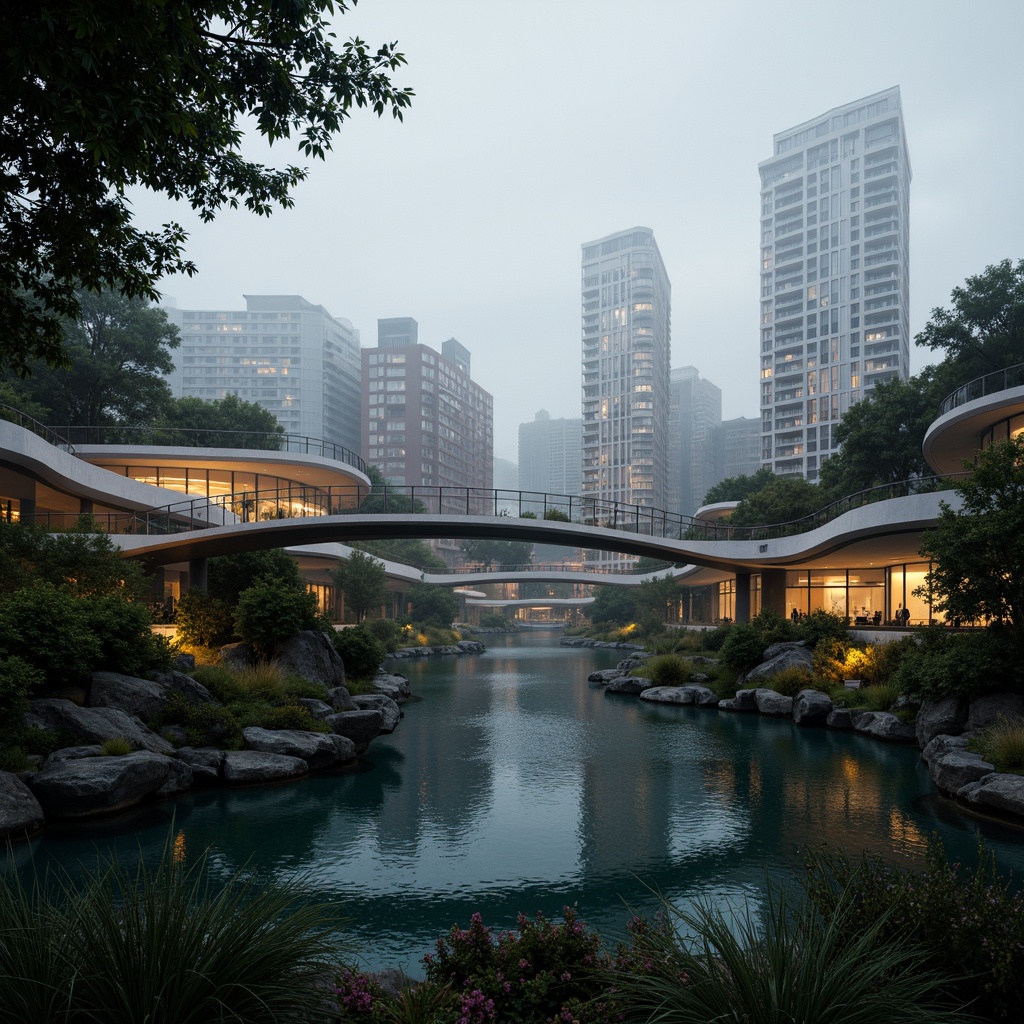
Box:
139, 0, 1024, 463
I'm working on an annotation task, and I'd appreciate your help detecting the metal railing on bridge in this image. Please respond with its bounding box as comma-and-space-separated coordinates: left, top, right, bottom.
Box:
938, 362, 1024, 417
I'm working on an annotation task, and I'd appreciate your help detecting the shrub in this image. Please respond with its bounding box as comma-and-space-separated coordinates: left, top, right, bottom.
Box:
804, 838, 1024, 1022
861, 681, 901, 712
0, 655, 42, 726
83, 594, 170, 678
719, 623, 766, 673
889, 625, 1021, 699
969, 716, 1024, 774
99, 737, 134, 756
423, 907, 610, 1024
233, 577, 320, 658
362, 617, 404, 650
332, 627, 387, 681
174, 591, 235, 648
813, 636, 851, 683
795, 609, 850, 647
238, 703, 328, 733
0, 832, 346, 1024
700, 623, 732, 651
609, 885, 965, 1024
542, 508, 570, 522
764, 666, 815, 696
636, 654, 692, 687
478, 612, 513, 629
159, 693, 242, 749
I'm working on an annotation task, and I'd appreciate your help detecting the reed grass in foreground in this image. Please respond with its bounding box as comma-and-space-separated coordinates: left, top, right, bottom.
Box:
0, 835, 346, 1024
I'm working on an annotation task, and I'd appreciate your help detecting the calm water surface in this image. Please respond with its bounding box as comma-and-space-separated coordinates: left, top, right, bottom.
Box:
10, 631, 1024, 973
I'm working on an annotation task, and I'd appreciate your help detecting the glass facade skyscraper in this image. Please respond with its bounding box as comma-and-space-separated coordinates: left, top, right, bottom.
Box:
580, 227, 671, 509
758, 87, 910, 479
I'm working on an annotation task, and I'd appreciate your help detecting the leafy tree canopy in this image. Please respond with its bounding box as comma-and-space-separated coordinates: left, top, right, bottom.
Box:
350, 464, 426, 514
333, 548, 387, 623
354, 538, 448, 572
1, 0, 412, 372
408, 582, 459, 629
588, 587, 637, 627
703, 467, 776, 506
207, 549, 303, 608
154, 394, 284, 449
462, 537, 534, 570
2, 290, 178, 426
920, 435, 1024, 647
915, 258, 1024, 383
727, 476, 822, 529
818, 368, 949, 499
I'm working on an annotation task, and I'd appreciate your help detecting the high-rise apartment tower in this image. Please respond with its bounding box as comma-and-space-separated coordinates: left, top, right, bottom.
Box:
581, 227, 671, 510
667, 366, 722, 518
758, 87, 910, 479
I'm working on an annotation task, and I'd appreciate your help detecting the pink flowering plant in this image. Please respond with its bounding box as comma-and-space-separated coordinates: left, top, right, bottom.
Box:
422, 907, 618, 1023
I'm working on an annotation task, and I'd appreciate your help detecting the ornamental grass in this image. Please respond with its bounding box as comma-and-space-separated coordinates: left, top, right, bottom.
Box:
0, 833, 346, 1024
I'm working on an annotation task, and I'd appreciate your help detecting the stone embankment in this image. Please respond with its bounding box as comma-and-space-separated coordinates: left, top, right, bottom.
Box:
0, 631, 415, 843
574, 637, 1024, 826
386, 640, 485, 660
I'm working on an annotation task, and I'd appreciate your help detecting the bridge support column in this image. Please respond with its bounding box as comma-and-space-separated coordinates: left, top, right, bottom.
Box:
188, 557, 208, 594
760, 568, 787, 619
735, 573, 751, 624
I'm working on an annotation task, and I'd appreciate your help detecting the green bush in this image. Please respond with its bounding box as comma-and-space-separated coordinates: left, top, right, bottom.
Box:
813, 636, 851, 683
804, 838, 1024, 1022
159, 693, 242, 749
636, 653, 692, 687
700, 623, 732, 651
362, 617, 403, 651
795, 609, 850, 647
99, 737, 134, 756
174, 590, 235, 648
542, 508, 570, 522
609, 885, 965, 1024
763, 666, 815, 696
889, 625, 1020, 699
332, 626, 387, 681
236, 703, 328, 733
0, 832, 346, 1024
478, 612, 513, 629
83, 594, 170, 677
0, 655, 42, 726
233, 577, 320, 658
719, 623, 766, 673
0, 582, 101, 685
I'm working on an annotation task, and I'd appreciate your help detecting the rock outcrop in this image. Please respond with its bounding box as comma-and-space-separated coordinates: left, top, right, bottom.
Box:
0, 771, 45, 841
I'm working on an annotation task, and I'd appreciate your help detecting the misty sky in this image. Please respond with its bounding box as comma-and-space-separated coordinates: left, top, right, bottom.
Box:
137, 0, 1024, 463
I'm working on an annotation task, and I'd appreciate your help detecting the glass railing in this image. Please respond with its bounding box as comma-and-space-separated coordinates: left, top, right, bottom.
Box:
49, 425, 365, 472
938, 362, 1024, 416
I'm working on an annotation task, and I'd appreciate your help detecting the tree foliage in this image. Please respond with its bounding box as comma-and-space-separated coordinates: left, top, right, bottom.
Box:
727, 475, 823, 529
207, 549, 304, 608
2, 290, 178, 426
1, 0, 412, 372
919, 435, 1024, 647
334, 548, 387, 623
461, 537, 534, 570
915, 258, 1024, 382
408, 583, 459, 629
702, 466, 776, 506
153, 394, 284, 449
588, 587, 637, 626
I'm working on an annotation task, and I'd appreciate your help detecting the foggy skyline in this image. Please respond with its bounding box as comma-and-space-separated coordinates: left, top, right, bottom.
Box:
135, 0, 1024, 463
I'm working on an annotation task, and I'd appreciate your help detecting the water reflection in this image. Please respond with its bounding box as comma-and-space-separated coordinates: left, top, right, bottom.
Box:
8, 631, 1024, 973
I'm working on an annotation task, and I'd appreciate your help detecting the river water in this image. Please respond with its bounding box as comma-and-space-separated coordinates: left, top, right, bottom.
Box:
9, 631, 1024, 974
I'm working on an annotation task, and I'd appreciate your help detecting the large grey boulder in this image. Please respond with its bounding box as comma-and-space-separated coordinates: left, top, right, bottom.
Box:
221, 750, 309, 786
373, 672, 411, 703
640, 686, 695, 705
329, 734, 358, 763
588, 668, 625, 684
89, 672, 167, 720
0, 771, 45, 841
325, 709, 383, 753
929, 751, 995, 795
964, 693, 1024, 735
155, 758, 194, 798
219, 642, 257, 671
351, 694, 401, 733
793, 689, 833, 726
921, 733, 969, 766
754, 689, 793, 718
693, 686, 720, 708
740, 642, 813, 687
326, 686, 357, 712
28, 751, 175, 819
605, 676, 654, 695
728, 689, 759, 712
242, 727, 342, 771
916, 697, 969, 748
275, 630, 347, 688
456, 640, 486, 653
826, 708, 854, 729
852, 711, 917, 743
173, 747, 224, 785
150, 670, 216, 705
957, 773, 1024, 821
23, 699, 174, 755
297, 697, 336, 719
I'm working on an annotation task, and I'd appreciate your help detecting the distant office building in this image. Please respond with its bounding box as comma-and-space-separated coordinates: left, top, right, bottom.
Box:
377, 317, 418, 349
361, 324, 493, 497
518, 410, 583, 497
581, 227, 671, 510
165, 295, 362, 453
667, 367, 722, 517
758, 86, 910, 479
720, 416, 763, 481
493, 457, 518, 490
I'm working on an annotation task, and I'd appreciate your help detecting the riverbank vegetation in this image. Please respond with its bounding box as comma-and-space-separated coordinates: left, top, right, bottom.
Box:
7, 830, 1021, 1023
